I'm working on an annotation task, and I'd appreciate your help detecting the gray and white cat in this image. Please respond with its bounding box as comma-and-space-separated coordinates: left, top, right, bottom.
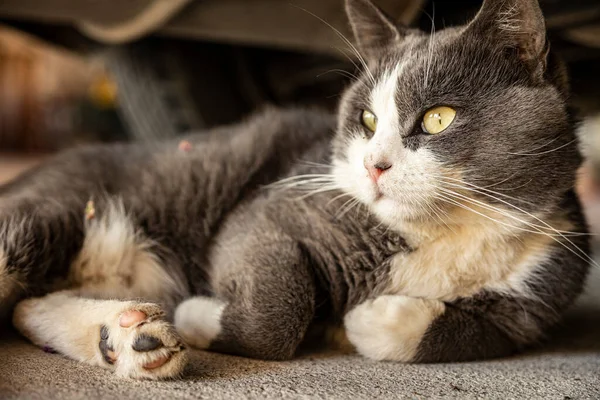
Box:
0, 0, 591, 379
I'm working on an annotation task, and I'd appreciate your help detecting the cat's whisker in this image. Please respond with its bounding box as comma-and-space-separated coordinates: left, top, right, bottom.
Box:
439, 189, 598, 269
507, 139, 578, 156
333, 47, 362, 75
489, 178, 533, 192
334, 200, 353, 219
268, 174, 337, 188
292, 5, 376, 86
298, 160, 333, 168
436, 185, 597, 265
294, 186, 342, 200
476, 173, 518, 189
424, 4, 436, 89
433, 192, 525, 236
336, 197, 362, 219
419, 189, 456, 234
509, 134, 564, 155
344, 199, 363, 219
271, 173, 336, 182
434, 191, 599, 270
437, 186, 587, 237
269, 181, 337, 192
317, 69, 360, 81
436, 178, 592, 236
326, 192, 355, 206
435, 174, 537, 206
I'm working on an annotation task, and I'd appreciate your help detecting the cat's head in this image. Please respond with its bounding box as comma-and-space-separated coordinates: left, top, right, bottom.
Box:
332, 0, 580, 233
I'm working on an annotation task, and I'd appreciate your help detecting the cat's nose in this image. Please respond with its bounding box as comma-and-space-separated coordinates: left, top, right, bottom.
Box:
364, 159, 392, 182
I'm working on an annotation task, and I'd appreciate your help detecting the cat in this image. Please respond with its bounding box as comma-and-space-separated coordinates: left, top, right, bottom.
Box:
0, 0, 591, 380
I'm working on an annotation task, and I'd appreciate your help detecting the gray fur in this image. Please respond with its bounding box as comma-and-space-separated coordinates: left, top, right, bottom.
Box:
0, 0, 591, 369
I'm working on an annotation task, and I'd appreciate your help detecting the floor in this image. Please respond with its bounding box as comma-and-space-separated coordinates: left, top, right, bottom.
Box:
1, 157, 600, 399
1, 290, 599, 399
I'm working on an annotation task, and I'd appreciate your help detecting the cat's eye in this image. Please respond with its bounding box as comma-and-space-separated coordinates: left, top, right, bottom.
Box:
422, 106, 456, 134
361, 110, 378, 133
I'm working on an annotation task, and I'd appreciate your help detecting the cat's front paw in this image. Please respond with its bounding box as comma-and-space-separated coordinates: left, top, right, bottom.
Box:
99, 303, 187, 379
344, 295, 444, 362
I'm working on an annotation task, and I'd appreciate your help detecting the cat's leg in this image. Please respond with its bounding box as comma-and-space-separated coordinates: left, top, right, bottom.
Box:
13, 291, 186, 379
174, 238, 316, 360
343, 293, 551, 362
12, 200, 189, 379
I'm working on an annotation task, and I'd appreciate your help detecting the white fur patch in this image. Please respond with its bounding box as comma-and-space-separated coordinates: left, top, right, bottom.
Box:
174, 296, 227, 349
577, 114, 600, 160
13, 291, 187, 379
69, 199, 186, 305
332, 62, 446, 224
370, 63, 403, 134
344, 295, 444, 362
387, 206, 563, 301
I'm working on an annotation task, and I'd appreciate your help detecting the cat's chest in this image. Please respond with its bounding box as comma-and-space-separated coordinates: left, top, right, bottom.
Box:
382, 227, 554, 302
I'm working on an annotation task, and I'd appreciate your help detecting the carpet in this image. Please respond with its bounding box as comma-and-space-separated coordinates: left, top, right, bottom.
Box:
1, 271, 599, 400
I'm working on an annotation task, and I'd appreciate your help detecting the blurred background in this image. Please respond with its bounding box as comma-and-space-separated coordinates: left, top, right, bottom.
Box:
0, 0, 599, 232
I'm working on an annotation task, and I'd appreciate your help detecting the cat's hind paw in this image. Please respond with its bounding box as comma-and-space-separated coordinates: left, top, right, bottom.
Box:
97, 304, 187, 380
13, 293, 187, 380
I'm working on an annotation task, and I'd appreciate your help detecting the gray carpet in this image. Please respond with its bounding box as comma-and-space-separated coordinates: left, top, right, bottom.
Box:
2, 272, 600, 399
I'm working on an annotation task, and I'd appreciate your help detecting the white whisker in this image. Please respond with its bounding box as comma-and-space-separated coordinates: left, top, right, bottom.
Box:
435, 190, 598, 269
317, 69, 360, 81
292, 5, 376, 86
507, 139, 577, 156
424, 4, 436, 89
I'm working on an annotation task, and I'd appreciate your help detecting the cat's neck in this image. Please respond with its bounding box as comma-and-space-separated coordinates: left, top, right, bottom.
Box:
384, 203, 571, 250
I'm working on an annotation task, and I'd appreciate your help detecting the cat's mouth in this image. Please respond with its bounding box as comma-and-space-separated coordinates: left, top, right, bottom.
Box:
367, 179, 384, 201
373, 188, 384, 201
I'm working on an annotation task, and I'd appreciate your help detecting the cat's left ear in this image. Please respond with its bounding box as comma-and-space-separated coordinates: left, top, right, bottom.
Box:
345, 0, 406, 62
466, 0, 549, 78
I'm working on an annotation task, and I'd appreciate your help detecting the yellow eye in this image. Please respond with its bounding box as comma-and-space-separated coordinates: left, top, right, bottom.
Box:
422, 106, 456, 134
361, 110, 378, 133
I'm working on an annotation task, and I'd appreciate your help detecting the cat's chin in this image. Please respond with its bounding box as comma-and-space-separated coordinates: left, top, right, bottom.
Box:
368, 196, 428, 227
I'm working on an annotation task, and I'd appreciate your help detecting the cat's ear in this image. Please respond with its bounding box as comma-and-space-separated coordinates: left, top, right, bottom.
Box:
467, 0, 548, 77
345, 0, 406, 62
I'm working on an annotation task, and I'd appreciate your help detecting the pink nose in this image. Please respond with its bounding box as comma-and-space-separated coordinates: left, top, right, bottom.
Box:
364, 159, 392, 182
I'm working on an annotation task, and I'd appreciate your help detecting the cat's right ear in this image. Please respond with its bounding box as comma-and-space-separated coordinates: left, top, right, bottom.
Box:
465, 0, 549, 79
345, 0, 406, 62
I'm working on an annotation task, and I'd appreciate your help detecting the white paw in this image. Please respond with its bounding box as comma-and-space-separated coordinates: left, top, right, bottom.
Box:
344, 295, 444, 362
174, 296, 226, 349
98, 303, 187, 379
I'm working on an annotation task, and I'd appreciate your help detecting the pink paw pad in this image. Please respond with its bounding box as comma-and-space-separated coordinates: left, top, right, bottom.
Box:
119, 310, 147, 328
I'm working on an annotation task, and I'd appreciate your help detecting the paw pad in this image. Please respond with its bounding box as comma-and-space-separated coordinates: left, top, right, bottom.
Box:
97, 304, 187, 379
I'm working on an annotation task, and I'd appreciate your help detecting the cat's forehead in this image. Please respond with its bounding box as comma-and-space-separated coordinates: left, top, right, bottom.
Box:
373, 28, 463, 72
363, 28, 530, 110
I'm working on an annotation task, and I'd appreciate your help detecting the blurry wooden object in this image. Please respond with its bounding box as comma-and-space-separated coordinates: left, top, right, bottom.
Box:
0, 25, 96, 151
577, 115, 600, 238
0, 0, 424, 56
0, 153, 43, 184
